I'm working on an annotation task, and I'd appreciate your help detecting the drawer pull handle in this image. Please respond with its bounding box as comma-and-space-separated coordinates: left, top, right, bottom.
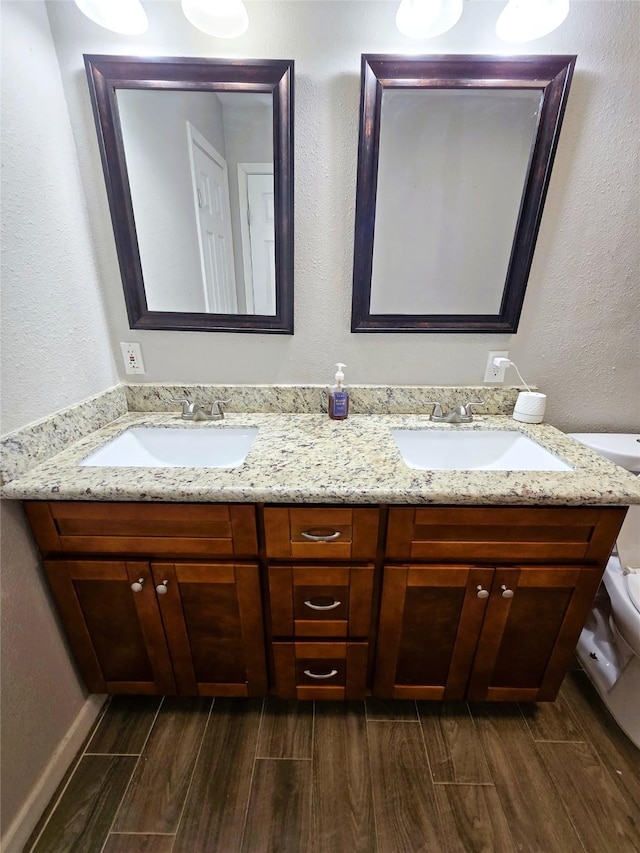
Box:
501, 585, 514, 599
303, 669, 338, 680
131, 578, 144, 593
301, 530, 342, 542
476, 585, 489, 599
156, 581, 169, 595
304, 599, 342, 611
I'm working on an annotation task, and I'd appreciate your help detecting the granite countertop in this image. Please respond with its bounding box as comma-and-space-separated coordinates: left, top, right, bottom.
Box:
3, 411, 640, 506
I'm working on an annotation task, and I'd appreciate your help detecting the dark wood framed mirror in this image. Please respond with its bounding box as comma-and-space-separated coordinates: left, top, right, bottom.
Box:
85, 55, 294, 334
351, 54, 576, 333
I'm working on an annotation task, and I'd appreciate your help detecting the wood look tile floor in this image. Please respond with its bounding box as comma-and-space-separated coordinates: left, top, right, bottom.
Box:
25, 670, 640, 853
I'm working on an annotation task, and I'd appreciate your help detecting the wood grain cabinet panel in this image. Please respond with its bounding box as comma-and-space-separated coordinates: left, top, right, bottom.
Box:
268, 564, 374, 638
263, 507, 379, 560
25, 501, 258, 558
466, 564, 604, 702
375, 561, 612, 703
272, 641, 369, 700
151, 562, 267, 697
43, 559, 176, 695
386, 506, 626, 563
26, 501, 626, 703
374, 565, 494, 701
42, 558, 267, 697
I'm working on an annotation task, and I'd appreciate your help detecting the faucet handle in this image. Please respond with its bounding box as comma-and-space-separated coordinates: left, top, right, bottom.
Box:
209, 399, 230, 418
461, 401, 484, 417
170, 398, 196, 415
425, 402, 444, 418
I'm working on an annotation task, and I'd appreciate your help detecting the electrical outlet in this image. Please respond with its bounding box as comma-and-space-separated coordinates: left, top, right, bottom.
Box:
484, 350, 509, 383
120, 342, 146, 375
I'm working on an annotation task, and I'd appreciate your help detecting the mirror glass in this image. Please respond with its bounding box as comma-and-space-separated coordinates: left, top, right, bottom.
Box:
352, 55, 576, 333
371, 88, 542, 315
117, 90, 275, 316
85, 56, 294, 334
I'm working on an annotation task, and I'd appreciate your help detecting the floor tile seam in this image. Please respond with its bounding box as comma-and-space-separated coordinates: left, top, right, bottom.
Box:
161, 696, 217, 853
98, 696, 168, 853
363, 702, 381, 853
518, 694, 590, 747
83, 693, 161, 757
306, 706, 315, 853
413, 698, 460, 845
564, 683, 640, 786
530, 738, 588, 744
237, 697, 267, 852
530, 739, 589, 853
464, 700, 505, 786
25, 696, 118, 853
107, 831, 177, 836
83, 695, 114, 753
539, 734, 640, 828
365, 717, 421, 723
463, 703, 531, 853
254, 755, 314, 761
84, 751, 147, 756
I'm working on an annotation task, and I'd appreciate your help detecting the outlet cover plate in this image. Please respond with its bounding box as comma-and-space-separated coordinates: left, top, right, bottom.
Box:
484, 350, 509, 383
120, 342, 146, 375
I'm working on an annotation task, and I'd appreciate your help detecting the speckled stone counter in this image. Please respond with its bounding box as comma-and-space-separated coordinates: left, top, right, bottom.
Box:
3, 411, 639, 506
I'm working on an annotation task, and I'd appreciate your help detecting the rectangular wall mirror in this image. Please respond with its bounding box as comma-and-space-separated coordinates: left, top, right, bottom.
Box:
351, 54, 576, 333
85, 55, 294, 334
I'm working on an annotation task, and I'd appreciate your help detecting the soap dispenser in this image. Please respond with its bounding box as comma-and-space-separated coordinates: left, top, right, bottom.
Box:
328, 363, 349, 420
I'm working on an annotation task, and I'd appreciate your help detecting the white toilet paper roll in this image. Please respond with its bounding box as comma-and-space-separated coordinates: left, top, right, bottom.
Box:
513, 391, 546, 424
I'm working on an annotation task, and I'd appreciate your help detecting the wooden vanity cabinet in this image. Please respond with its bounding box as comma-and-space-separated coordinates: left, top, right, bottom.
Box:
25, 502, 267, 697
264, 507, 379, 699
24, 501, 626, 703
374, 506, 626, 702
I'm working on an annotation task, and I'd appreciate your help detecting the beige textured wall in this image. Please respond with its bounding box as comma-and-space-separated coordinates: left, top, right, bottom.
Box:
0, 1, 116, 838
46, 0, 639, 432
0, 503, 87, 838
0, 0, 638, 834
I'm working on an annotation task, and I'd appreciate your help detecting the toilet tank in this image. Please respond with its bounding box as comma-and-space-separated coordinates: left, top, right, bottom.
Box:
568, 433, 640, 473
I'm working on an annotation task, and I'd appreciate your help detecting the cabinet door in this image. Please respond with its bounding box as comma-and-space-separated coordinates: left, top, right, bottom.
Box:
467, 564, 602, 702
374, 564, 493, 700
43, 559, 176, 694
151, 562, 267, 697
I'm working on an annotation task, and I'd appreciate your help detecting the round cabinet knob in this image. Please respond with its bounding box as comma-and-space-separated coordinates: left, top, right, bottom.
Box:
156, 581, 169, 595
131, 578, 144, 593
476, 585, 489, 599
501, 585, 514, 599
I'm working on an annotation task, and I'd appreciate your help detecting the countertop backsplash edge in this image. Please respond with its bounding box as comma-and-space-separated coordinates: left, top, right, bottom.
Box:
1, 385, 127, 485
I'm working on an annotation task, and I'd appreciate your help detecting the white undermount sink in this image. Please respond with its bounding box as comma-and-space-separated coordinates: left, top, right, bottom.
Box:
80, 427, 258, 468
392, 429, 572, 472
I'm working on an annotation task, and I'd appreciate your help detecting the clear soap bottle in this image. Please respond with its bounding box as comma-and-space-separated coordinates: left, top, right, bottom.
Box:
328, 362, 349, 420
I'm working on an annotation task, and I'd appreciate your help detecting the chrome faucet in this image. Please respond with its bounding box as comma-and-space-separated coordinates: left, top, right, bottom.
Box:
427, 402, 483, 424
170, 398, 229, 421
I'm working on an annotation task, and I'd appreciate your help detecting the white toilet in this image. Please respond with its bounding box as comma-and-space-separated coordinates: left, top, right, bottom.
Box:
570, 433, 640, 747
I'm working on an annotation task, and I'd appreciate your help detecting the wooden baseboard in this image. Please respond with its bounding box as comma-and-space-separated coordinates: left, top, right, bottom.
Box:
1, 693, 107, 853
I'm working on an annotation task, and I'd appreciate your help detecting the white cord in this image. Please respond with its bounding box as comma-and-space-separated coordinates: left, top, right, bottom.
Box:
510, 362, 532, 393
493, 358, 532, 393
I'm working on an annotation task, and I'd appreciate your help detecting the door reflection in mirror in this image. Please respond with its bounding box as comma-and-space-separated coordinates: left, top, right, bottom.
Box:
117, 89, 275, 316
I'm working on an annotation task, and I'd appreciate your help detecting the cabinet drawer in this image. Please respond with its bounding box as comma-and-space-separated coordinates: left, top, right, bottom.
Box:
268, 564, 374, 637
24, 501, 258, 558
386, 506, 625, 563
272, 641, 368, 700
264, 507, 379, 560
